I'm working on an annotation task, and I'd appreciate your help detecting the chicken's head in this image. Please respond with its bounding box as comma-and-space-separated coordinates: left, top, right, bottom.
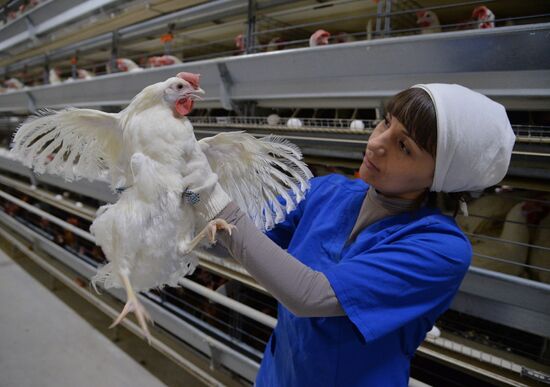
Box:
472, 6, 495, 28
147, 56, 162, 67
309, 29, 331, 47
416, 10, 439, 28
235, 34, 245, 52
162, 72, 205, 117
116, 58, 129, 72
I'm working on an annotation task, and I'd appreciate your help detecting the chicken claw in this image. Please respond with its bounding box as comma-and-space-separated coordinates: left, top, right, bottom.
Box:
179, 219, 236, 254
110, 272, 153, 344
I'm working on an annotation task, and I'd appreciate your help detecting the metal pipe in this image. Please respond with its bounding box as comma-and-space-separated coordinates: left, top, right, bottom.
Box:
0, 188, 95, 242
246, 0, 256, 55
178, 277, 277, 329
469, 266, 550, 292
384, 0, 391, 36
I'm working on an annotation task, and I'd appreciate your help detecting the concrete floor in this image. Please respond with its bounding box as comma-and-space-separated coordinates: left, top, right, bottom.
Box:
0, 248, 167, 387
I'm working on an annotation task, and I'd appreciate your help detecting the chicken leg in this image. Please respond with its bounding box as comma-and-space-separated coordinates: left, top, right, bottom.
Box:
110, 272, 153, 344
178, 218, 236, 255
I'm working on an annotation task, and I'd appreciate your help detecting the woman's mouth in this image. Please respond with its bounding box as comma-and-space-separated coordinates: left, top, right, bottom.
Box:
363, 155, 379, 172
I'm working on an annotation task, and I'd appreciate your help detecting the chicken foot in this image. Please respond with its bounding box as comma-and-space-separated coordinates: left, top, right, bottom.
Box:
178, 218, 236, 255
109, 272, 153, 344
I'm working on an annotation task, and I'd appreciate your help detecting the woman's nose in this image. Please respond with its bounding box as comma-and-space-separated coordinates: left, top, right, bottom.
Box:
366, 145, 385, 158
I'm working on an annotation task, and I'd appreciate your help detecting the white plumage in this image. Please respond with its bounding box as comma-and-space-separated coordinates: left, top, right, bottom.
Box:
10, 72, 312, 341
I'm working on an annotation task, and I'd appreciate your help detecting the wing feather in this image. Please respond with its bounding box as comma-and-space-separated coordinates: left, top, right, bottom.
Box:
199, 131, 313, 231
11, 108, 122, 182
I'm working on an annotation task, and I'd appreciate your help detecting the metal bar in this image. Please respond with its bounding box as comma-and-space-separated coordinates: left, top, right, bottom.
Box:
110, 31, 119, 74
0, 174, 96, 221
416, 345, 526, 386
383, 0, 391, 36
468, 266, 550, 293
375, 0, 384, 37
246, 0, 256, 54
465, 231, 550, 253
473, 252, 550, 273
427, 332, 550, 383
179, 278, 276, 329
0, 188, 95, 242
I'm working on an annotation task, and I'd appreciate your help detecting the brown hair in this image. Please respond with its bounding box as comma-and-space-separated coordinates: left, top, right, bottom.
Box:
385, 87, 437, 159
385, 88, 467, 216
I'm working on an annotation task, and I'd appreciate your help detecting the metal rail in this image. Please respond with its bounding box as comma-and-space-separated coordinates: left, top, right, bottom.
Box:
1, 22, 549, 112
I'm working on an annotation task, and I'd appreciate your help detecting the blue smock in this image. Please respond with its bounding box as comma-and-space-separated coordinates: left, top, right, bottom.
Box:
256, 174, 472, 386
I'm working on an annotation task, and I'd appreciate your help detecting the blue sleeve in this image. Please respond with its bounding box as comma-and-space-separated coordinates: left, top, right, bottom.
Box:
265, 176, 327, 249
323, 221, 472, 343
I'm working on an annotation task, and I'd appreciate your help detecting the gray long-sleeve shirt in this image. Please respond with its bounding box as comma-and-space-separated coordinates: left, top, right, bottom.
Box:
217, 186, 420, 318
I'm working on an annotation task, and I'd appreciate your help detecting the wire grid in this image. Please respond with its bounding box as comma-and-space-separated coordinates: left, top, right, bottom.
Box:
437, 310, 549, 365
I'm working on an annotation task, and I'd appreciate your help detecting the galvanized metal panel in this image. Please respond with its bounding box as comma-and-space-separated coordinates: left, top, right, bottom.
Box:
452, 267, 550, 338
0, 0, 117, 53
0, 155, 116, 203
29, 64, 224, 109
0, 0, 295, 75
1, 23, 548, 112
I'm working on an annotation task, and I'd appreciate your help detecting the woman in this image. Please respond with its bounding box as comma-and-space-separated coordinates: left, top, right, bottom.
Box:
184, 83, 516, 385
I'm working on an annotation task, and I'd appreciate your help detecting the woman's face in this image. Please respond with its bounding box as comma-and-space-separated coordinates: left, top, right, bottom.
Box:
359, 114, 435, 200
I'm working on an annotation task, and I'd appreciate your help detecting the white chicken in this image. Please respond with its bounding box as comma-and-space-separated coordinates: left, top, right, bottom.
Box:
11, 72, 312, 342
147, 55, 182, 68
334, 32, 356, 44
116, 58, 143, 72
469, 202, 530, 277
456, 193, 517, 235
77, 69, 95, 80
309, 29, 331, 47
49, 68, 62, 84
525, 199, 550, 284
5, 77, 25, 91
416, 10, 442, 34
266, 36, 285, 52
472, 6, 495, 29
234, 33, 246, 54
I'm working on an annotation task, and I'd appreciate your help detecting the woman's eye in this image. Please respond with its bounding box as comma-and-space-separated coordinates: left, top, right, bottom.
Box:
383, 117, 390, 127
399, 141, 411, 155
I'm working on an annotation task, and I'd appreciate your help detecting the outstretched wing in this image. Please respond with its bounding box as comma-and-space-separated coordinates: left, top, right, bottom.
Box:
11, 108, 122, 181
199, 131, 313, 231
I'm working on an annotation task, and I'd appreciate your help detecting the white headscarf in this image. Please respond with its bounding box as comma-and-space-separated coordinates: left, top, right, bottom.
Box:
411, 84, 516, 193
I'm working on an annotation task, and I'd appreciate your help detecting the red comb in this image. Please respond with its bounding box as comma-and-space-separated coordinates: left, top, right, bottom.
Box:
177, 72, 200, 89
